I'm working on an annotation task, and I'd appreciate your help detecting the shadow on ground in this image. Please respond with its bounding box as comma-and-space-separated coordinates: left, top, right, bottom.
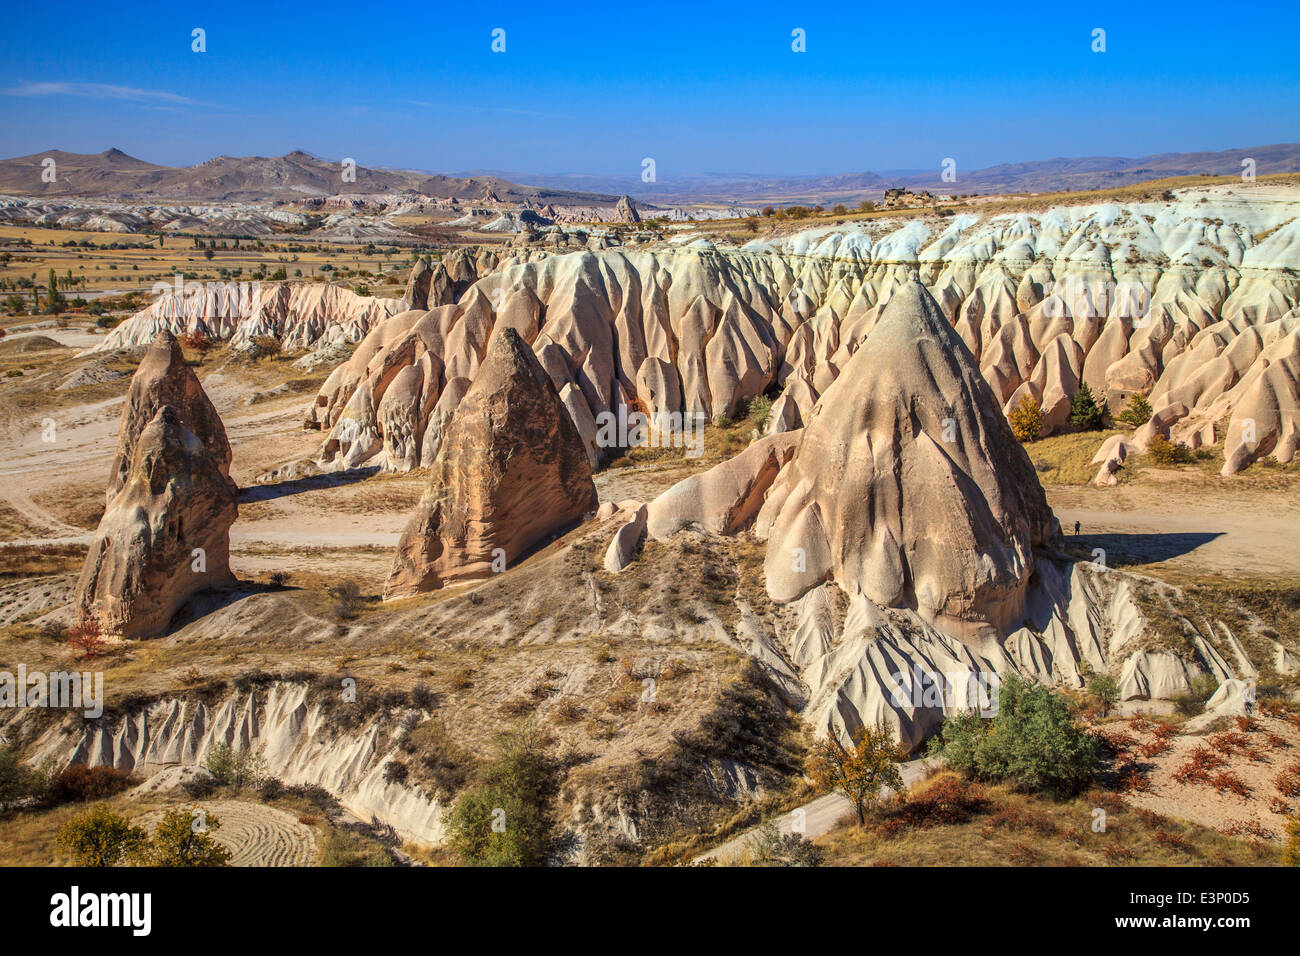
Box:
1066, 531, 1224, 566
237, 466, 379, 504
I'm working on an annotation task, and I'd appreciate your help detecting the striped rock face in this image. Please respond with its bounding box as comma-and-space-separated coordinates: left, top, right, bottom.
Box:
307, 185, 1300, 478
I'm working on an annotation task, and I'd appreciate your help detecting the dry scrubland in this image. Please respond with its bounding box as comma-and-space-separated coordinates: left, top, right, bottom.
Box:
3, 175, 1300, 866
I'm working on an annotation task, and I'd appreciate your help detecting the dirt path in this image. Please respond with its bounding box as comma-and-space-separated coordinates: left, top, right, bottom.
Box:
695, 757, 935, 864
1046, 478, 1300, 578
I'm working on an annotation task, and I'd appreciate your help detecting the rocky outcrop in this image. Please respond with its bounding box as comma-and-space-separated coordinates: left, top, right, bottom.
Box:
96, 281, 408, 354
105, 331, 232, 502
645, 432, 801, 540
308, 187, 1300, 476
385, 328, 598, 596
614, 195, 640, 223
758, 282, 1058, 641
76, 405, 238, 639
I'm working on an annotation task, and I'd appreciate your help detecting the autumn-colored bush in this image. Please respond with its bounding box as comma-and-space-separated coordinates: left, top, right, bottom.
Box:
1209, 771, 1251, 798
877, 774, 986, 832
1009, 396, 1044, 442
48, 764, 134, 804
67, 618, 105, 661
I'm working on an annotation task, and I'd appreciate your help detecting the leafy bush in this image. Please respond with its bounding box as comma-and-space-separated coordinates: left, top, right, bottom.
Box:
1173, 673, 1220, 717
1147, 435, 1194, 465
876, 772, 986, 832
1116, 393, 1153, 427
1088, 674, 1121, 717
746, 395, 773, 429
1068, 383, 1104, 430
932, 675, 1099, 797
445, 723, 557, 866
203, 743, 269, 790
746, 822, 824, 866
140, 806, 231, 866
1009, 396, 1044, 442
57, 804, 148, 866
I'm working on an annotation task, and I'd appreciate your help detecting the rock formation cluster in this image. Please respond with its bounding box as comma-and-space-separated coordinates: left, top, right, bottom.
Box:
305, 188, 1300, 478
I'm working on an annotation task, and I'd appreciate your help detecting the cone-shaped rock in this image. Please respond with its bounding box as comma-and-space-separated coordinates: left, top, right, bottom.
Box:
385, 327, 598, 596
758, 281, 1059, 641
106, 331, 232, 503
76, 406, 239, 638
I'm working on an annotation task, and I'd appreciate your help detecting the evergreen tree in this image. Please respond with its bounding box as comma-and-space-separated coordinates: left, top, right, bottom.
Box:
1068, 383, 1104, 430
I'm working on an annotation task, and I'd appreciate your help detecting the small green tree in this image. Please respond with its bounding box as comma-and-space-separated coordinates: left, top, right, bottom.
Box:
805, 722, 904, 824
446, 724, 557, 866
142, 806, 232, 866
1088, 674, 1120, 717
1116, 393, 1153, 427
57, 804, 149, 866
747, 395, 773, 429
972, 675, 1099, 796
1009, 396, 1044, 442
1068, 383, 1104, 430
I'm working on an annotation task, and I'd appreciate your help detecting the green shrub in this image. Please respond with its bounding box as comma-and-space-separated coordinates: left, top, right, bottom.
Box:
57, 804, 149, 866
203, 743, 269, 790
1068, 383, 1104, 431
1116, 393, 1153, 427
1173, 673, 1220, 717
1148, 435, 1194, 465
141, 806, 231, 866
746, 395, 773, 429
1285, 812, 1300, 867
1087, 674, 1120, 716
931, 675, 1099, 797
445, 723, 557, 866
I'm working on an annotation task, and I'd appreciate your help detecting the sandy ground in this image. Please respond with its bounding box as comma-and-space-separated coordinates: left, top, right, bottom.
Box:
135, 799, 318, 867
1048, 473, 1300, 579
1112, 713, 1300, 841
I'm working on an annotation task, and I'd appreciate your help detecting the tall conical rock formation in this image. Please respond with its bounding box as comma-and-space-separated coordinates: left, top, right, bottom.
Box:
757, 281, 1059, 641
385, 327, 598, 596
106, 331, 232, 502
76, 406, 239, 638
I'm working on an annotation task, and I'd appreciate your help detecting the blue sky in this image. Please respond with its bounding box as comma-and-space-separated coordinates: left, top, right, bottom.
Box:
1, 0, 1297, 177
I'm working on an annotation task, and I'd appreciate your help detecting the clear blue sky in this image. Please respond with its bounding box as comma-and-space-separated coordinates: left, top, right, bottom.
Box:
1, 0, 1297, 177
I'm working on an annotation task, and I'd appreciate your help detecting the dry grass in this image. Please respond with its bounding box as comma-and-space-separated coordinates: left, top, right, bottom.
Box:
1022, 429, 1125, 485
816, 781, 1281, 866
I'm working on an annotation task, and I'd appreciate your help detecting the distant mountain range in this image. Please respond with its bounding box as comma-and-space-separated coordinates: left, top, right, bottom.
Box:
468, 143, 1300, 204
0, 149, 624, 205
2, 143, 1298, 207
